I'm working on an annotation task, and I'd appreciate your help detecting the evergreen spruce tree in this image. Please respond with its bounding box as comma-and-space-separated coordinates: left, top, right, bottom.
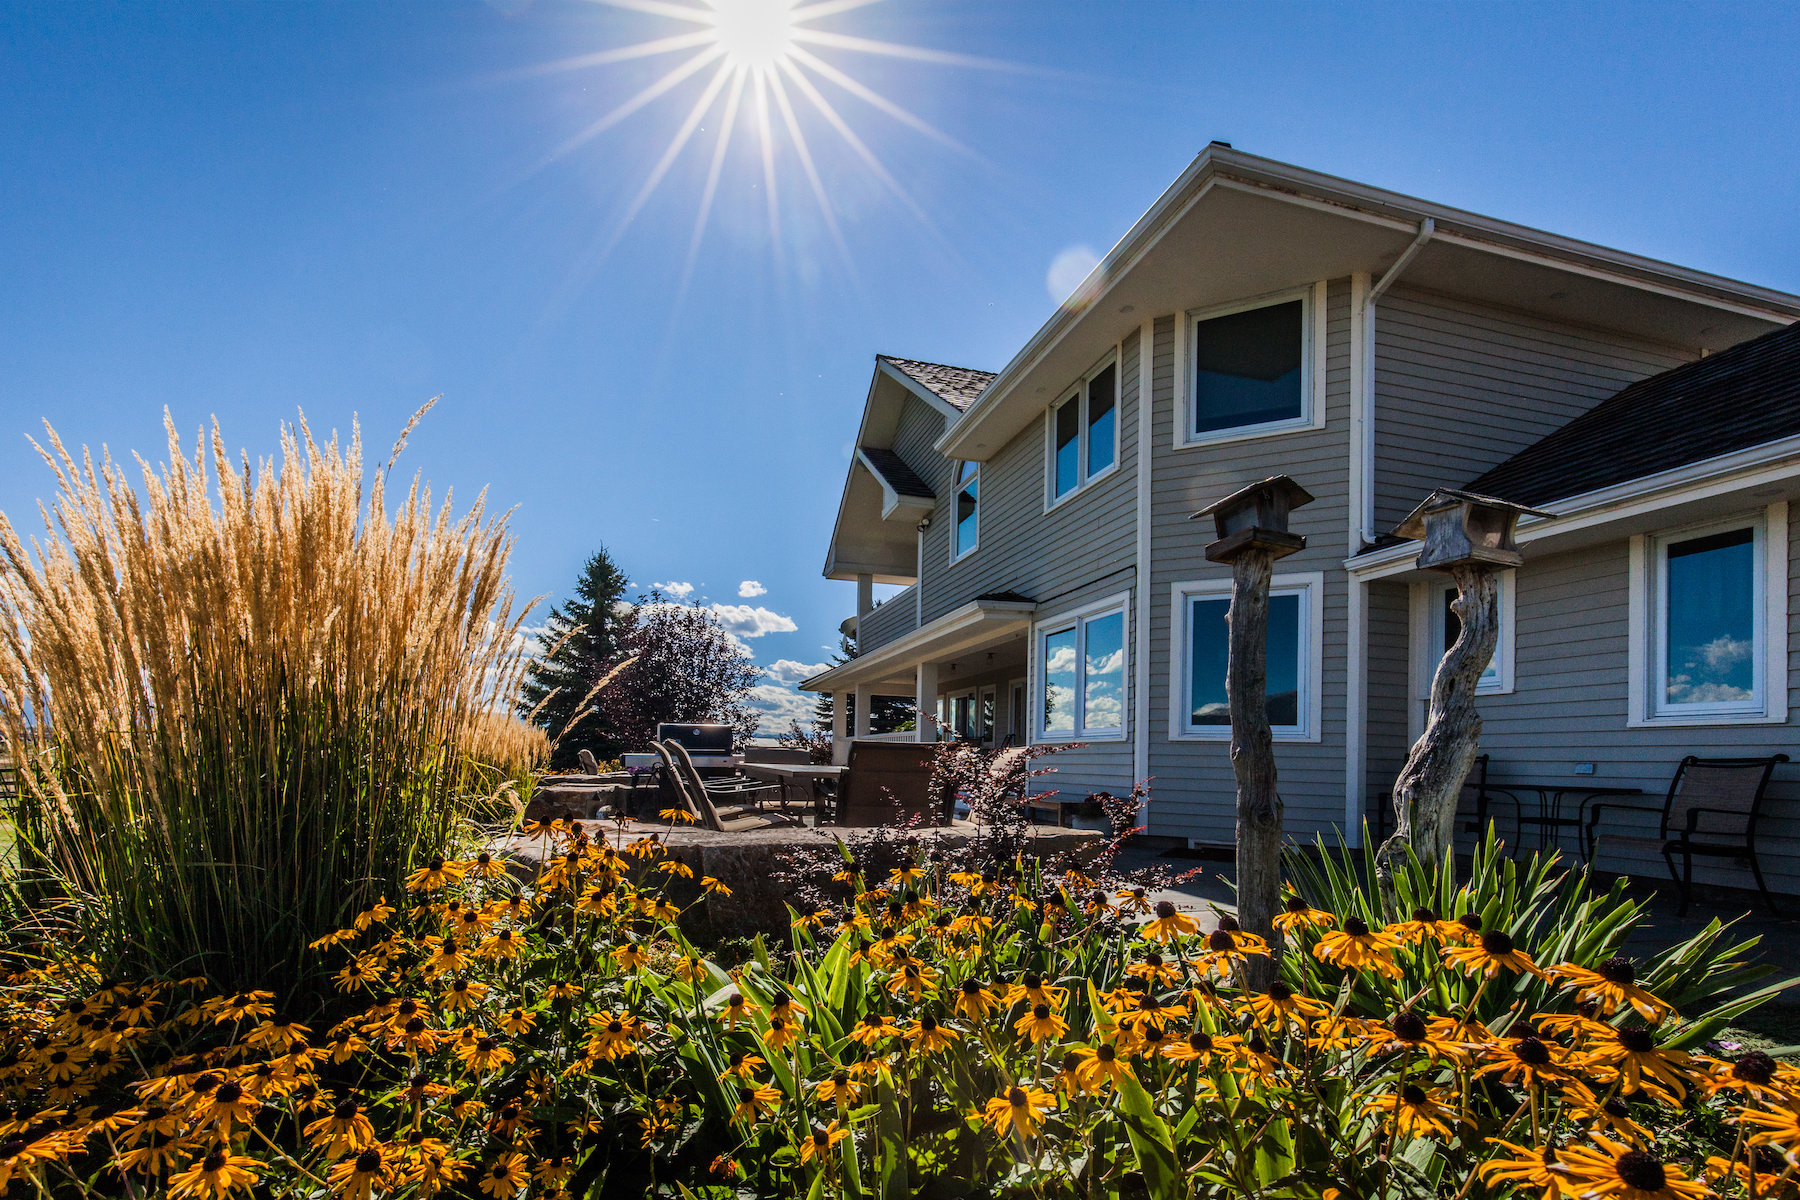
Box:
813, 632, 914, 735
519, 548, 630, 769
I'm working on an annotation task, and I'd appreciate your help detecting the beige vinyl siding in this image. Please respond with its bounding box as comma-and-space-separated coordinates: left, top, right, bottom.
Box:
1458, 519, 1800, 895
857, 590, 916, 653
1146, 279, 1354, 846
1366, 580, 1412, 813
1371, 288, 1691, 531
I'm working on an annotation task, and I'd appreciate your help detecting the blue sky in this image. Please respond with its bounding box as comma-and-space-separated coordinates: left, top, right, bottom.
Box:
3, 1, 1798, 733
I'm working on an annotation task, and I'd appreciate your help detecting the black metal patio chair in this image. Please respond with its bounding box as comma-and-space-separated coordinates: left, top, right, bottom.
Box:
1585, 754, 1789, 916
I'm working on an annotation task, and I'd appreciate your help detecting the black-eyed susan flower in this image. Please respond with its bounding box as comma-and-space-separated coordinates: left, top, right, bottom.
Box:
193, 1080, 260, 1132
1115, 886, 1152, 915
904, 1014, 959, 1055
732, 1082, 782, 1123
719, 992, 756, 1029
1390, 905, 1464, 945
497, 1007, 536, 1037
1362, 1083, 1460, 1140
167, 1149, 260, 1200
1580, 1025, 1694, 1104
1741, 1104, 1800, 1149
1443, 929, 1544, 979
763, 1015, 801, 1052
584, 1014, 641, 1062
848, 1014, 895, 1047
978, 1086, 1055, 1140
612, 941, 650, 972
1237, 981, 1330, 1029
887, 958, 939, 1001
1562, 1083, 1655, 1146
476, 1153, 527, 1199
1556, 1136, 1710, 1200
1013, 1003, 1068, 1044
1312, 916, 1403, 978
1126, 952, 1182, 987
1072, 1043, 1134, 1093
1362, 1008, 1470, 1064
954, 978, 1001, 1024
328, 1146, 394, 1200
1005, 973, 1067, 1009
1476, 1141, 1567, 1197
1473, 1034, 1570, 1090
405, 857, 466, 893
306, 1099, 376, 1159
1548, 957, 1673, 1023
718, 1051, 766, 1082
1272, 894, 1335, 935
798, 1121, 851, 1164
812, 1070, 861, 1106
455, 1036, 515, 1075
1192, 926, 1271, 980
1142, 901, 1200, 943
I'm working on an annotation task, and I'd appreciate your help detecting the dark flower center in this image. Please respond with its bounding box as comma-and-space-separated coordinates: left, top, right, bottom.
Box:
355, 1149, 382, 1172
1154, 901, 1177, 919
1481, 930, 1514, 955
500, 1105, 520, 1121
812, 1130, 830, 1148
1145, 953, 1164, 967
203, 1151, 227, 1172
1217, 915, 1241, 932
1267, 981, 1293, 1002
334, 1100, 359, 1119
1400, 1084, 1427, 1105
403, 1017, 426, 1035
1343, 916, 1370, 936
397, 1000, 419, 1017
476, 1038, 497, 1052
1410, 906, 1438, 923
1598, 956, 1636, 985
1513, 1036, 1551, 1065
1033, 1004, 1050, 1019
1096, 1044, 1116, 1062
1007, 1087, 1028, 1106
1614, 1150, 1667, 1191
1618, 1027, 1656, 1054
919, 1016, 937, 1032
428, 857, 444, 871
193, 1073, 220, 1094
831, 1071, 848, 1085
1285, 896, 1310, 913
1188, 1033, 1213, 1052
607, 1021, 623, 1034
1458, 913, 1483, 931
862, 1015, 882, 1028
1603, 1097, 1631, 1118
1733, 1051, 1778, 1084
961, 980, 982, 996
491, 1164, 510, 1180
1247, 1035, 1268, 1054
1207, 931, 1236, 951
214, 1082, 242, 1104
1390, 1011, 1428, 1042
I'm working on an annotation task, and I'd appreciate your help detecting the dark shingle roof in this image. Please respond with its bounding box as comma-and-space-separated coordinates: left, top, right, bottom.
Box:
1465, 322, 1800, 507
859, 447, 934, 499
879, 355, 995, 411
975, 590, 1034, 604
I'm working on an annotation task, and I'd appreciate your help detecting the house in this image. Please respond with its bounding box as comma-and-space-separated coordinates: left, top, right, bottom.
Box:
801, 145, 1800, 896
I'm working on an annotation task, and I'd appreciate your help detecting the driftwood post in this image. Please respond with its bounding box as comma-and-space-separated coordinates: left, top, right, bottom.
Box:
1194, 476, 1314, 983
1377, 490, 1550, 906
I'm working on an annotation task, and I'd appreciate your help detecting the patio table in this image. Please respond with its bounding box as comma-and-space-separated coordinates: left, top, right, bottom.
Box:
743, 763, 846, 822
1508, 782, 1643, 856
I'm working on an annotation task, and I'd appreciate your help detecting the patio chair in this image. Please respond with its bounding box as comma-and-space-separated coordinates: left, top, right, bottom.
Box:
664, 740, 784, 810
836, 741, 952, 828
656, 742, 800, 833
1585, 754, 1789, 916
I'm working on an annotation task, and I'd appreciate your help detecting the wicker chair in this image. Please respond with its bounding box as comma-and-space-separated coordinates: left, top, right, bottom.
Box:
1585, 754, 1789, 916
836, 741, 951, 828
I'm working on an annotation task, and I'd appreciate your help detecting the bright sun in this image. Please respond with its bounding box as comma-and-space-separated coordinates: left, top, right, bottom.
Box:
707, 0, 797, 71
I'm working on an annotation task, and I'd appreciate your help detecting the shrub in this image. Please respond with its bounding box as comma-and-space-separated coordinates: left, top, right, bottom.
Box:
3, 822, 1796, 1199
0, 410, 531, 996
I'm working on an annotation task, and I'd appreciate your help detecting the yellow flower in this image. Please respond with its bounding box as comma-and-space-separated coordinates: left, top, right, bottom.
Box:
1556, 1135, 1710, 1200
327, 1147, 395, 1200
904, 1014, 960, 1055
306, 1099, 376, 1159
1071, 1043, 1134, 1094
702, 876, 732, 896
1191, 922, 1271, 979
440, 978, 489, 1012
193, 1080, 261, 1132
732, 1082, 782, 1123
1474, 1033, 1573, 1090
168, 1150, 260, 1200
887, 958, 939, 1000
799, 1121, 851, 1163
1005, 973, 1067, 1009
1547, 958, 1673, 1023
209, 991, 277, 1024
613, 941, 650, 972
848, 1013, 895, 1047
718, 1051, 767, 1081
1477, 1140, 1569, 1199
584, 1013, 642, 1061
812, 1070, 862, 1106
1362, 1084, 1461, 1140
1312, 917, 1403, 978
476, 1153, 527, 1199
763, 1015, 801, 1051
1141, 901, 1200, 942
954, 978, 1001, 1024
1013, 1003, 1068, 1044
455, 1035, 516, 1075
405, 856, 467, 893
1442, 929, 1544, 979
1579, 1025, 1694, 1104
977, 1086, 1055, 1140
478, 929, 524, 961
497, 1007, 537, 1037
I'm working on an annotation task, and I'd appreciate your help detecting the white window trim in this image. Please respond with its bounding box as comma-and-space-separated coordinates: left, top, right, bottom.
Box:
1007, 676, 1027, 745
1031, 590, 1131, 743
949, 461, 979, 564
978, 684, 997, 744
1176, 281, 1328, 450
1044, 347, 1123, 512
1409, 572, 1516, 704
1168, 572, 1325, 743
948, 688, 978, 740
1627, 503, 1788, 728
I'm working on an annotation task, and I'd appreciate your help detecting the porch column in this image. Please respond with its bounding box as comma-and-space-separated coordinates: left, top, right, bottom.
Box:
914, 660, 938, 742
853, 683, 873, 738
856, 574, 874, 653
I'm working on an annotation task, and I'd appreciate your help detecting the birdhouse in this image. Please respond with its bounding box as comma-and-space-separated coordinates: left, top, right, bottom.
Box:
1193, 475, 1314, 564
1393, 489, 1553, 571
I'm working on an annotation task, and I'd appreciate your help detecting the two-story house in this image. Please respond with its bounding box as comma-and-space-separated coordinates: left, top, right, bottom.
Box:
801, 146, 1800, 897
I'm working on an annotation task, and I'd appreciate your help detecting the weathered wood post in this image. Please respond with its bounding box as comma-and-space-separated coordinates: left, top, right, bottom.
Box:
1377, 489, 1550, 904
1194, 476, 1314, 981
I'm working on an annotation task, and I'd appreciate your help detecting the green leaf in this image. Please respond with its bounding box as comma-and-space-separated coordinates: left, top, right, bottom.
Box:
1115, 1068, 1183, 1198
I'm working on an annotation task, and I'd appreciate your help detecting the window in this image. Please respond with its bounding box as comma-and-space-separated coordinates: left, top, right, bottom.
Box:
1629, 507, 1788, 727
978, 686, 996, 743
1036, 599, 1129, 741
1182, 285, 1323, 446
1172, 574, 1323, 741
1048, 355, 1120, 504
952, 461, 978, 560
952, 691, 977, 740
1426, 575, 1513, 696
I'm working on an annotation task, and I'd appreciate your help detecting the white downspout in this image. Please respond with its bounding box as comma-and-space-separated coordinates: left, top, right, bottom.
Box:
1357, 217, 1435, 546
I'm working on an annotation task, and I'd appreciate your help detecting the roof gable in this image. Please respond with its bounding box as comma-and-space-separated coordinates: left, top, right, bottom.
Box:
1465, 322, 1800, 506
877, 355, 995, 413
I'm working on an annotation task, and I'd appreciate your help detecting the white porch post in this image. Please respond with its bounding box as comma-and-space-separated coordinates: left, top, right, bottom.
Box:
855, 574, 874, 653
914, 660, 938, 742
831, 689, 848, 751
853, 683, 873, 738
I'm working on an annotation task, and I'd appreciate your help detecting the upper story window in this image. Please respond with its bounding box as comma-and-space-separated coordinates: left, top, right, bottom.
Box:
952, 460, 979, 560
1049, 355, 1119, 505
1628, 506, 1788, 727
1181, 284, 1324, 448
1037, 598, 1128, 741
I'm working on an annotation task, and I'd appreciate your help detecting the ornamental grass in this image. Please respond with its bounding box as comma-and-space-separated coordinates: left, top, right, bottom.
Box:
2, 819, 1797, 1199
0, 409, 532, 996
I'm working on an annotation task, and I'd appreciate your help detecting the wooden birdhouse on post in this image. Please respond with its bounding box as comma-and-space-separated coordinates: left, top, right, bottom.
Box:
1377, 489, 1551, 900
1192, 475, 1314, 978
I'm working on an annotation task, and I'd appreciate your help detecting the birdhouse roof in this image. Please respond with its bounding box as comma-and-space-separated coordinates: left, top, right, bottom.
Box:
1393, 488, 1555, 542
1191, 475, 1315, 520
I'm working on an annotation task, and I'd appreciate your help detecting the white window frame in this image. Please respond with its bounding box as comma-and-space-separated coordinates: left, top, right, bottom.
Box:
1169, 572, 1324, 743
1007, 677, 1027, 745
1627, 504, 1788, 727
1045, 348, 1122, 511
978, 684, 997, 744
1409, 572, 1516, 704
1176, 282, 1327, 450
1032, 591, 1131, 743
949, 460, 979, 563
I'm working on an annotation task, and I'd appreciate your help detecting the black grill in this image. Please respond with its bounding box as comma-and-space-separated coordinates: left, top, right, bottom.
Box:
657, 723, 735, 755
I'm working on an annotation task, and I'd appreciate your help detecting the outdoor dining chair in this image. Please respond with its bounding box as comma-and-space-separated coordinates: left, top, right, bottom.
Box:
836, 741, 953, 828
1584, 754, 1789, 916
657, 741, 800, 833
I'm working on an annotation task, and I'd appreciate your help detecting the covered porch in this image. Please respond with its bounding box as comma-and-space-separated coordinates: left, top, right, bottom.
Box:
801, 596, 1036, 764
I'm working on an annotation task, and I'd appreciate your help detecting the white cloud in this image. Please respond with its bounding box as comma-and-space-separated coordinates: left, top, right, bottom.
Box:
744, 682, 815, 735
1047, 244, 1102, 307
654, 580, 694, 598
738, 580, 767, 598
763, 658, 832, 687
707, 603, 798, 640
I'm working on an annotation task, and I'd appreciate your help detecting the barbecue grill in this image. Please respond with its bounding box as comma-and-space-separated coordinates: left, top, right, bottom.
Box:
656, 723, 742, 769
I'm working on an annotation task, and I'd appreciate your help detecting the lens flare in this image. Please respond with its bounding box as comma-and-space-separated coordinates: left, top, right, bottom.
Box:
708, 0, 796, 71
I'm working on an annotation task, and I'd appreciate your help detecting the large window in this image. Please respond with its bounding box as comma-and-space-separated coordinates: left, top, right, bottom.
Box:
1183, 286, 1321, 446
1172, 574, 1322, 741
1048, 355, 1119, 504
952, 460, 979, 560
1037, 600, 1128, 740
1629, 508, 1788, 727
